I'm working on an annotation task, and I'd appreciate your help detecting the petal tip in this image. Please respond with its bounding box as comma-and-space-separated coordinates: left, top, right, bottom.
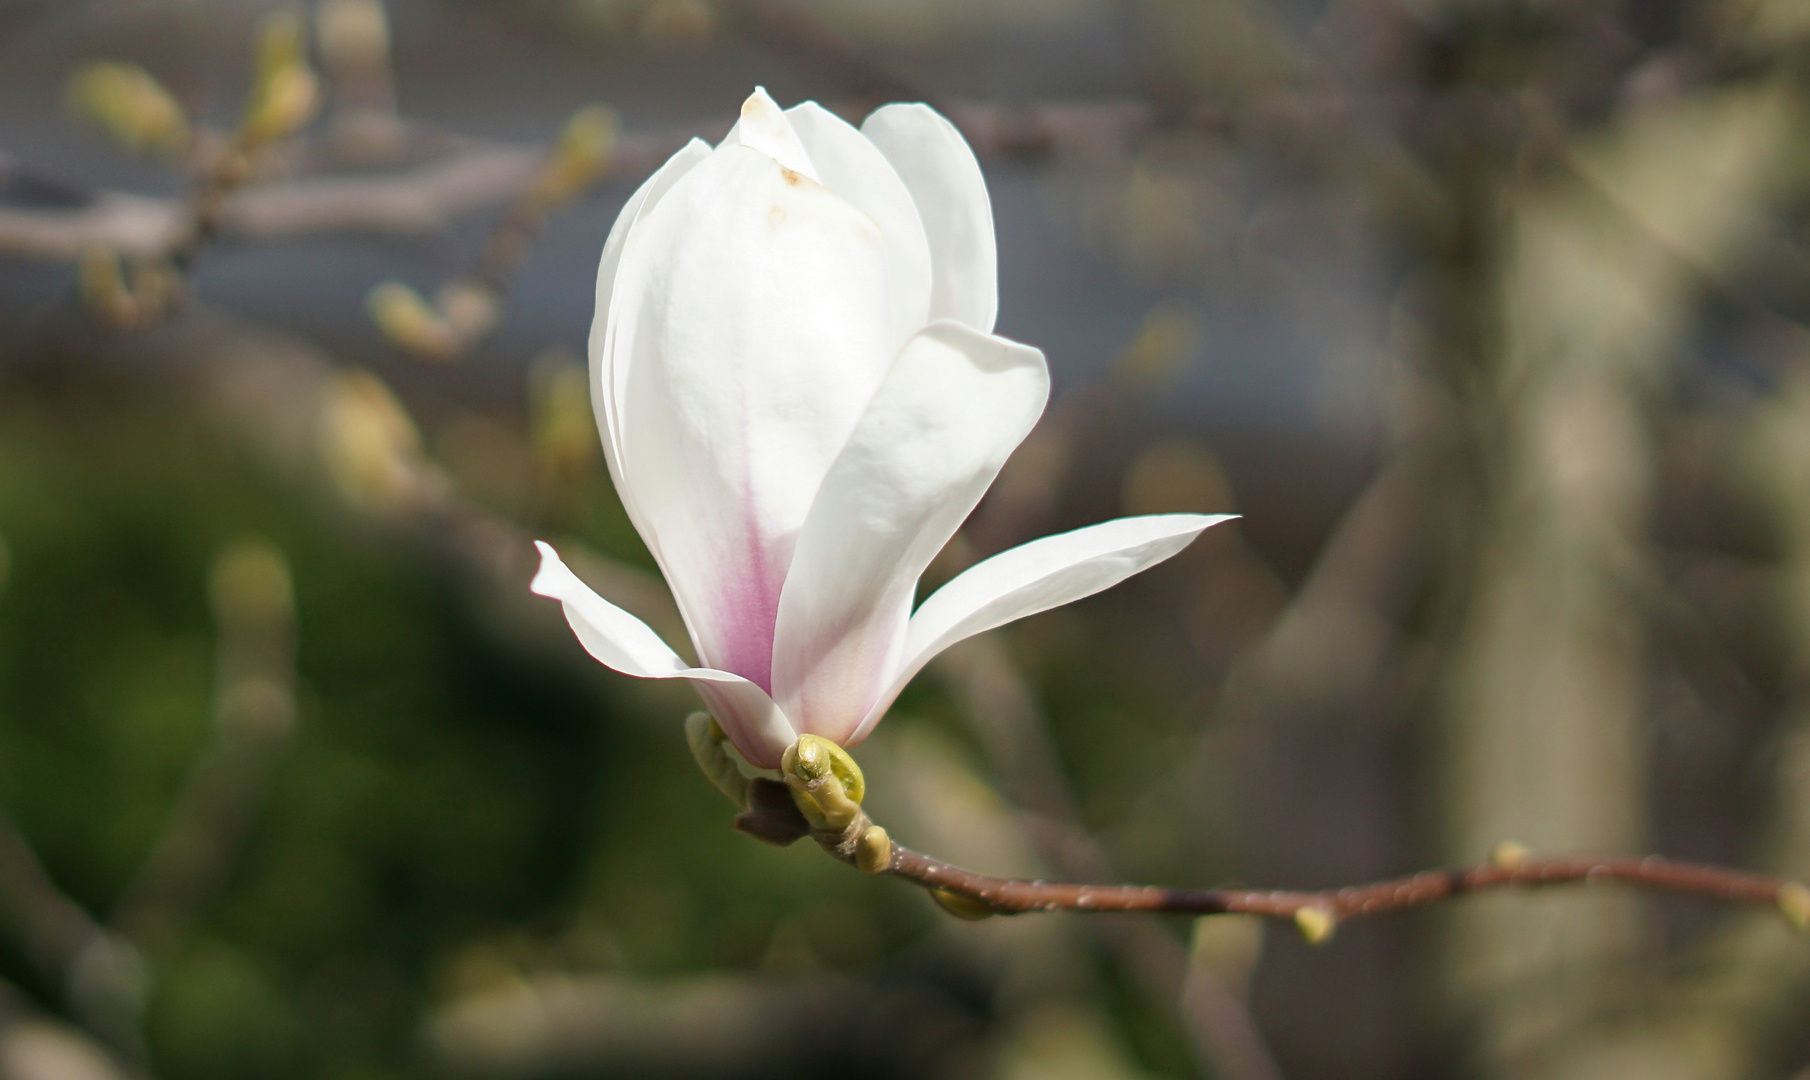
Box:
528, 540, 566, 598
741, 87, 774, 118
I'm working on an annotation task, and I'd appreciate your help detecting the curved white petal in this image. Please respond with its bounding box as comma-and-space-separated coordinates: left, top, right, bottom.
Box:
589, 138, 713, 527
530, 543, 797, 765
860, 103, 997, 332
770, 321, 1048, 743
847, 514, 1234, 744
608, 140, 895, 690
726, 87, 818, 182
785, 101, 932, 351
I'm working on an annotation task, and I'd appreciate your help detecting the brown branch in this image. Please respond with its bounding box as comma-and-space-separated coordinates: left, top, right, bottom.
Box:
735, 773, 1804, 931
883, 847, 1801, 927
0, 102, 1148, 264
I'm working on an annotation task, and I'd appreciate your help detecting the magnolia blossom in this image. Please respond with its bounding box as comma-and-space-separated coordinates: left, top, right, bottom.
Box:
531, 88, 1231, 768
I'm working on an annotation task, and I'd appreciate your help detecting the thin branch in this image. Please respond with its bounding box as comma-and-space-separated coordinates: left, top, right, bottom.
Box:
110, 541, 298, 956
0, 101, 1149, 263
736, 765, 1803, 931
0, 812, 149, 1068
935, 637, 1286, 1080
883, 846, 1801, 927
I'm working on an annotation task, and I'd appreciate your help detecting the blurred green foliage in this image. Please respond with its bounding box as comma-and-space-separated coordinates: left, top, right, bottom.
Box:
0, 386, 934, 1078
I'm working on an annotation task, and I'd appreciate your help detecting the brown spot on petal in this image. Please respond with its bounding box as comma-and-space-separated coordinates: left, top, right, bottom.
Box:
768, 205, 787, 227
780, 167, 802, 186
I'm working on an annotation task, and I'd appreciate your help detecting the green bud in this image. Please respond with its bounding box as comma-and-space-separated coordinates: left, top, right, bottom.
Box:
367, 281, 460, 361
254, 10, 308, 84
930, 888, 995, 921
530, 105, 619, 206
66, 63, 190, 155
241, 63, 320, 145
1293, 906, 1335, 945
784, 734, 864, 804
1490, 841, 1531, 871
208, 539, 294, 630
855, 826, 891, 875
1781, 882, 1810, 932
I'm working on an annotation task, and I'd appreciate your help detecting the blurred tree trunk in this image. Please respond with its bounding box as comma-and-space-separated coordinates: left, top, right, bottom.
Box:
1435, 77, 1800, 1076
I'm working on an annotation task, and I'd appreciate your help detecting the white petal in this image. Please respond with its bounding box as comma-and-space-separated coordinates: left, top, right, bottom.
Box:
530, 543, 797, 765
589, 138, 712, 521
770, 322, 1048, 743
861, 103, 997, 332
726, 87, 819, 182
847, 514, 1235, 744
785, 101, 932, 351
691, 680, 797, 769
608, 140, 896, 691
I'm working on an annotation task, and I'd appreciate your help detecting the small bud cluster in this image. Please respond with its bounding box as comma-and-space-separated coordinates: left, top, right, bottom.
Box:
368, 105, 617, 362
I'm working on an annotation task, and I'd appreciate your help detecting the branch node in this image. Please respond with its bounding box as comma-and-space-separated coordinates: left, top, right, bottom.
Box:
931, 888, 997, 921
1293, 906, 1336, 945
1780, 882, 1810, 932
855, 826, 891, 875
1491, 840, 1532, 872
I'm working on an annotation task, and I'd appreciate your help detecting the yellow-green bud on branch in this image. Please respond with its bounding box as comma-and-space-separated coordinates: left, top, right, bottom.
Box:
366, 282, 461, 361
529, 105, 619, 208
66, 63, 190, 155
930, 888, 996, 921
1490, 840, 1531, 871
239, 11, 320, 145
208, 540, 294, 631
1781, 882, 1810, 932
317, 370, 435, 510
241, 64, 320, 145
855, 826, 891, 875
1293, 907, 1335, 945
779, 734, 867, 832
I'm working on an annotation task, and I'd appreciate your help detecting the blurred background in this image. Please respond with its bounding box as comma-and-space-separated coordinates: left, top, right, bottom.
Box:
3, 0, 1810, 1078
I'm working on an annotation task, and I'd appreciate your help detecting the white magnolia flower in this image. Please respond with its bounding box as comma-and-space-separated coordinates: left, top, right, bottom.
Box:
532, 88, 1231, 767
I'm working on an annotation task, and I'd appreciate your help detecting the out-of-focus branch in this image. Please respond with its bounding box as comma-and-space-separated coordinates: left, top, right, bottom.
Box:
366, 106, 621, 360
109, 540, 298, 956
935, 638, 1286, 1080
0, 813, 148, 1067
316, 0, 403, 159
735, 764, 1806, 933
0, 101, 1151, 264
0, 143, 547, 262
882, 847, 1804, 927
0, 541, 300, 1067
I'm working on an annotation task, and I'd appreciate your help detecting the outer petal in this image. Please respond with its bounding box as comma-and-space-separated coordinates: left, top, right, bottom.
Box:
847, 514, 1235, 744
785, 101, 932, 351
589, 138, 712, 508
609, 140, 896, 690
860, 103, 997, 332
770, 321, 1049, 742
726, 87, 819, 182
530, 543, 798, 766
